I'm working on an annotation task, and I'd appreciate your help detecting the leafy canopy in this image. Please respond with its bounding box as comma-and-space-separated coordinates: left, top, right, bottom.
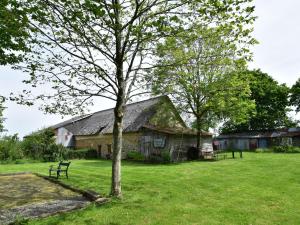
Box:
0, 0, 30, 65
150, 23, 256, 134
10, 0, 256, 115
222, 70, 296, 133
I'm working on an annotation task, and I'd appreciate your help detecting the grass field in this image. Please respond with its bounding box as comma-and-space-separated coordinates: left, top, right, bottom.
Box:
1, 153, 300, 225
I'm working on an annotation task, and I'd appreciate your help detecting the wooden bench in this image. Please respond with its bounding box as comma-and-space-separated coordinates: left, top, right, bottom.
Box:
49, 161, 71, 179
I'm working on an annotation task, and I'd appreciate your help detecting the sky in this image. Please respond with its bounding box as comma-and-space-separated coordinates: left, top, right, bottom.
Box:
1, 0, 300, 138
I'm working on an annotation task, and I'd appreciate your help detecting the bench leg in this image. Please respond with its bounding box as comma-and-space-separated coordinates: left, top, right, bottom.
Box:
56, 171, 60, 179
66, 171, 68, 179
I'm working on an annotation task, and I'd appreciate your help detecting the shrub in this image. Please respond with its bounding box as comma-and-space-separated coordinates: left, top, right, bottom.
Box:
272, 146, 300, 153
43, 144, 69, 162
21, 128, 68, 161
127, 151, 144, 161
67, 148, 98, 159
0, 134, 23, 161
272, 146, 285, 153
148, 154, 163, 163
161, 150, 171, 163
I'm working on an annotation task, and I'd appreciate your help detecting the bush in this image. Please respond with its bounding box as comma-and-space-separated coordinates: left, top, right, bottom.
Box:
0, 134, 23, 161
148, 154, 163, 163
67, 148, 98, 159
127, 151, 144, 161
273, 145, 300, 153
43, 144, 69, 162
147, 151, 171, 163
21, 128, 68, 161
161, 150, 171, 163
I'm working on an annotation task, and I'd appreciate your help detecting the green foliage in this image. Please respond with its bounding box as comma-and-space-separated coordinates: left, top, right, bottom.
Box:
272, 146, 300, 153
21, 128, 68, 161
255, 146, 300, 153
222, 70, 296, 133
67, 148, 98, 159
127, 151, 144, 161
0, 134, 23, 161
148, 154, 163, 163
290, 78, 300, 113
0, 0, 30, 65
161, 150, 171, 163
150, 22, 256, 149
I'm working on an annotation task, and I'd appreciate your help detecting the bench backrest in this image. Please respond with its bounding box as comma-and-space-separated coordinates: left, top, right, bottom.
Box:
58, 161, 71, 170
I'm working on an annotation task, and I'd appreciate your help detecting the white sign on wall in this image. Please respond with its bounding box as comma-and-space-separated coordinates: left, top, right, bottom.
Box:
153, 137, 166, 148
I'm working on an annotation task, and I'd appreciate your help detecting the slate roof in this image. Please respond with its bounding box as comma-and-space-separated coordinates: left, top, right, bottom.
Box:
52, 96, 185, 136
217, 128, 300, 139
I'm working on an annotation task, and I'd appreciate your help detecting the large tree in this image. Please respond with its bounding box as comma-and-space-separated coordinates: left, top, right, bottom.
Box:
11, 0, 255, 196
290, 78, 300, 113
0, 0, 30, 65
150, 24, 256, 151
222, 70, 296, 133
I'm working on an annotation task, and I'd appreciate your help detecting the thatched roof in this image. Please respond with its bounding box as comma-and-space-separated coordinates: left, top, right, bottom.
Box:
52, 96, 187, 136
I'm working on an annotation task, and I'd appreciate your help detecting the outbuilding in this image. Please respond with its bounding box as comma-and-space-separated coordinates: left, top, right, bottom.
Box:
52, 96, 212, 161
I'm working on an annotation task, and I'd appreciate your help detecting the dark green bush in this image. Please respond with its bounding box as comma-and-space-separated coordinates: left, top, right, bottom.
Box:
161, 150, 171, 163
272, 145, 300, 153
127, 151, 144, 161
148, 154, 163, 163
43, 144, 69, 162
0, 134, 23, 161
21, 128, 68, 161
67, 148, 98, 159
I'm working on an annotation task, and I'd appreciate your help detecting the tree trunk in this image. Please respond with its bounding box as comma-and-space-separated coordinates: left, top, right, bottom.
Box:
111, 0, 124, 197
111, 93, 124, 197
196, 117, 202, 158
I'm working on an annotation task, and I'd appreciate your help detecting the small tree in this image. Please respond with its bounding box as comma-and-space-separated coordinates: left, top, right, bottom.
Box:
150, 25, 256, 152
10, 0, 256, 196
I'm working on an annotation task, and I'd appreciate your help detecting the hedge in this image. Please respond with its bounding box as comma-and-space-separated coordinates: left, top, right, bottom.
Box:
67, 148, 98, 159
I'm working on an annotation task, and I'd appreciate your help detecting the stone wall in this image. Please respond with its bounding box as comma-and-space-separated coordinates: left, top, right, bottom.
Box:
75, 133, 141, 158
74, 131, 212, 161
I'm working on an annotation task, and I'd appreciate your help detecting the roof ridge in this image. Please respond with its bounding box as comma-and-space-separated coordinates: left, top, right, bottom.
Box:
89, 95, 166, 116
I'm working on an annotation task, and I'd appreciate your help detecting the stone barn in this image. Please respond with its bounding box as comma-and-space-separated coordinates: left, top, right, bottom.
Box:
52, 96, 212, 161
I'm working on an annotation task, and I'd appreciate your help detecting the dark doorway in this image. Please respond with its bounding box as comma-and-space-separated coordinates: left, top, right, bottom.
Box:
97, 145, 102, 158
187, 147, 199, 160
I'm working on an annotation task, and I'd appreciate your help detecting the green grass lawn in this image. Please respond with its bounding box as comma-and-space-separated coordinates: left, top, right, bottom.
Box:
1, 153, 300, 225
